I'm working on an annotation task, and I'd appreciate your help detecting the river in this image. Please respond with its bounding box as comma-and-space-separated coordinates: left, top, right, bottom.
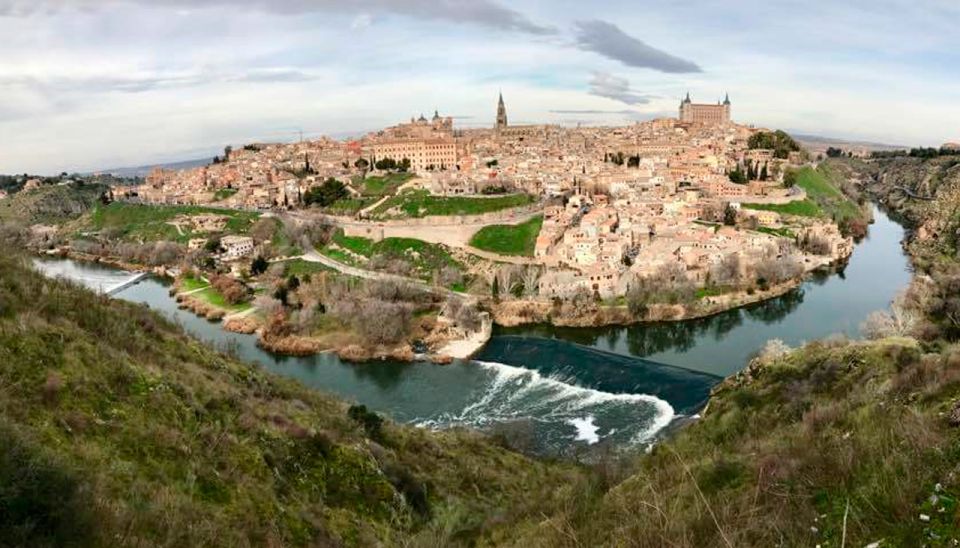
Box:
32, 205, 910, 455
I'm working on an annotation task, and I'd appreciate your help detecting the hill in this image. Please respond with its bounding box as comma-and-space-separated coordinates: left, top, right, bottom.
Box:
0, 183, 108, 225
0, 254, 584, 546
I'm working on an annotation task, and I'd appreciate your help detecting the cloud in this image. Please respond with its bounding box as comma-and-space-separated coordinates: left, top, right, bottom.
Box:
586, 71, 653, 105
350, 13, 373, 30
549, 109, 637, 114
574, 20, 701, 73
0, 67, 318, 94
0, 0, 556, 34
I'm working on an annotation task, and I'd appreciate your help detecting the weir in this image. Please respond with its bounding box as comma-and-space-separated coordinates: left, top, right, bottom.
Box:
104, 272, 149, 296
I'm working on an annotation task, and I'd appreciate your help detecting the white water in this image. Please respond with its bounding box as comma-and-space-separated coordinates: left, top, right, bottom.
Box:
32, 258, 139, 294
418, 360, 675, 449
569, 416, 601, 444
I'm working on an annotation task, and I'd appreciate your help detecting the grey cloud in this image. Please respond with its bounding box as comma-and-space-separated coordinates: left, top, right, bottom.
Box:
0, 0, 556, 34
586, 71, 654, 105
574, 20, 701, 73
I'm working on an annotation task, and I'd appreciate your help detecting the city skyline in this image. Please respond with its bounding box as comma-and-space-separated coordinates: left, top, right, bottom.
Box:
1, 0, 958, 173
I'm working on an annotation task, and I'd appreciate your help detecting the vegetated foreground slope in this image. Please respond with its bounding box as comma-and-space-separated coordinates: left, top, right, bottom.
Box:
0, 255, 584, 547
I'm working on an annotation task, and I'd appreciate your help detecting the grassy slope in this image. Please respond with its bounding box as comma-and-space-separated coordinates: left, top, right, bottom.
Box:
86, 202, 259, 243
0, 255, 583, 546
469, 215, 544, 257
371, 190, 534, 219
743, 165, 863, 221
742, 198, 822, 217
518, 338, 960, 546
798, 164, 863, 222
359, 173, 413, 197
325, 231, 462, 282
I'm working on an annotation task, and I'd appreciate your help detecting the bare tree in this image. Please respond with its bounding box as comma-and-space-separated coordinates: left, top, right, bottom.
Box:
710, 253, 742, 287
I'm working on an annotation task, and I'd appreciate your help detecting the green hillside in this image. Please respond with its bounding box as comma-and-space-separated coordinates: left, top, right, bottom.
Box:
0, 254, 583, 547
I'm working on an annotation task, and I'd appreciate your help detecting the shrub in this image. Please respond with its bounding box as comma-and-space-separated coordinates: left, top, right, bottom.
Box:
348, 404, 384, 441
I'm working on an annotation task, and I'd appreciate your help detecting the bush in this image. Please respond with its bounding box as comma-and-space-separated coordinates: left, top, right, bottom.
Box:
348, 404, 384, 441
0, 423, 96, 546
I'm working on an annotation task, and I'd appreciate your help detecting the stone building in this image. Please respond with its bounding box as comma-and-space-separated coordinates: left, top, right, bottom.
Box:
679, 93, 731, 126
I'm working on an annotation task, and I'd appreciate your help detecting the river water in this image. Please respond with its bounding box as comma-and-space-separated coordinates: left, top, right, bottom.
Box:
32, 206, 910, 455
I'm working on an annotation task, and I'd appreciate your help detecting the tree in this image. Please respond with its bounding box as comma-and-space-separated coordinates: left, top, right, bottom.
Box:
782, 168, 798, 188
491, 275, 500, 303
250, 255, 269, 276
747, 130, 800, 159
303, 178, 349, 207
759, 163, 769, 181
723, 204, 738, 226
273, 285, 289, 306
223, 145, 232, 161
398, 157, 412, 172
287, 275, 301, 291
250, 218, 277, 244
728, 166, 747, 185
204, 237, 223, 254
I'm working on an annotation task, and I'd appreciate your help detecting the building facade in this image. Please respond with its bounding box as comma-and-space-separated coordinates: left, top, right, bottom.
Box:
679, 93, 731, 125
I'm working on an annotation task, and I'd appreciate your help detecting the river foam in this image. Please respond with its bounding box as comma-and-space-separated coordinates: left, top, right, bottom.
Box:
418, 360, 675, 450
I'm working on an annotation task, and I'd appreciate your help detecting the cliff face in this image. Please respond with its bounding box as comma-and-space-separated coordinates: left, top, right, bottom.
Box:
844, 156, 960, 261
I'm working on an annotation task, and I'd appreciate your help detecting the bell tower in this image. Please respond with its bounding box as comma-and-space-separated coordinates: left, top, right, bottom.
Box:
496, 92, 508, 130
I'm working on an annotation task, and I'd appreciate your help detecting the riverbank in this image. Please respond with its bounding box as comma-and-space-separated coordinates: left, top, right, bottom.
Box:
490, 260, 842, 329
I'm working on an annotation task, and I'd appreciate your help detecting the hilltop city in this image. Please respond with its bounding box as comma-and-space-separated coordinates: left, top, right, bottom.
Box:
104, 92, 853, 307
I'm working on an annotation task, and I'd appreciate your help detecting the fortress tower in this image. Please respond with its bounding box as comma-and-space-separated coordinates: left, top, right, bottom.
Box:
679, 92, 731, 125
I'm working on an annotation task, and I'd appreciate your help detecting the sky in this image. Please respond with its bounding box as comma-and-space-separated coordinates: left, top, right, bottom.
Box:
1, 0, 959, 174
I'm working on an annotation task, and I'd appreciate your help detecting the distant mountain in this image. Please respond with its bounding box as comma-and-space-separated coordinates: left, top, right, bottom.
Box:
98, 157, 212, 178
791, 132, 908, 152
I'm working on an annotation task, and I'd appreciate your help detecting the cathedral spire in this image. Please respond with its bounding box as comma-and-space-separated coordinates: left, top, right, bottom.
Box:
496, 91, 508, 129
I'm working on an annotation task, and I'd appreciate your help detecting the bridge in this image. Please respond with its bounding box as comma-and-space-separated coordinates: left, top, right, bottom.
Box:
104, 272, 149, 296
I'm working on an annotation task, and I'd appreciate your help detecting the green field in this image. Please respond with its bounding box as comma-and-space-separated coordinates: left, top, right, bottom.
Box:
179, 274, 209, 292
469, 215, 543, 256
755, 226, 796, 238
194, 287, 252, 313
323, 230, 463, 282
742, 198, 823, 218
87, 202, 259, 243
281, 258, 333, 277
324, 197, 372, 215
359, 173, 414, 196
371, 190, 534, 219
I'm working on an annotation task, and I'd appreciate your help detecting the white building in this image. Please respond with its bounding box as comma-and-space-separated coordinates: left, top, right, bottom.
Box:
220, 235, 255, 260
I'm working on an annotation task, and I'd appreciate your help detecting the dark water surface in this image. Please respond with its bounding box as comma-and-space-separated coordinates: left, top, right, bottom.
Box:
32, 206, 908, 453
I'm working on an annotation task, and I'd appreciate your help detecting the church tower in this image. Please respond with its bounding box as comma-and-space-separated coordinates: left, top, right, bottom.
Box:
496, 92, 508, 130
